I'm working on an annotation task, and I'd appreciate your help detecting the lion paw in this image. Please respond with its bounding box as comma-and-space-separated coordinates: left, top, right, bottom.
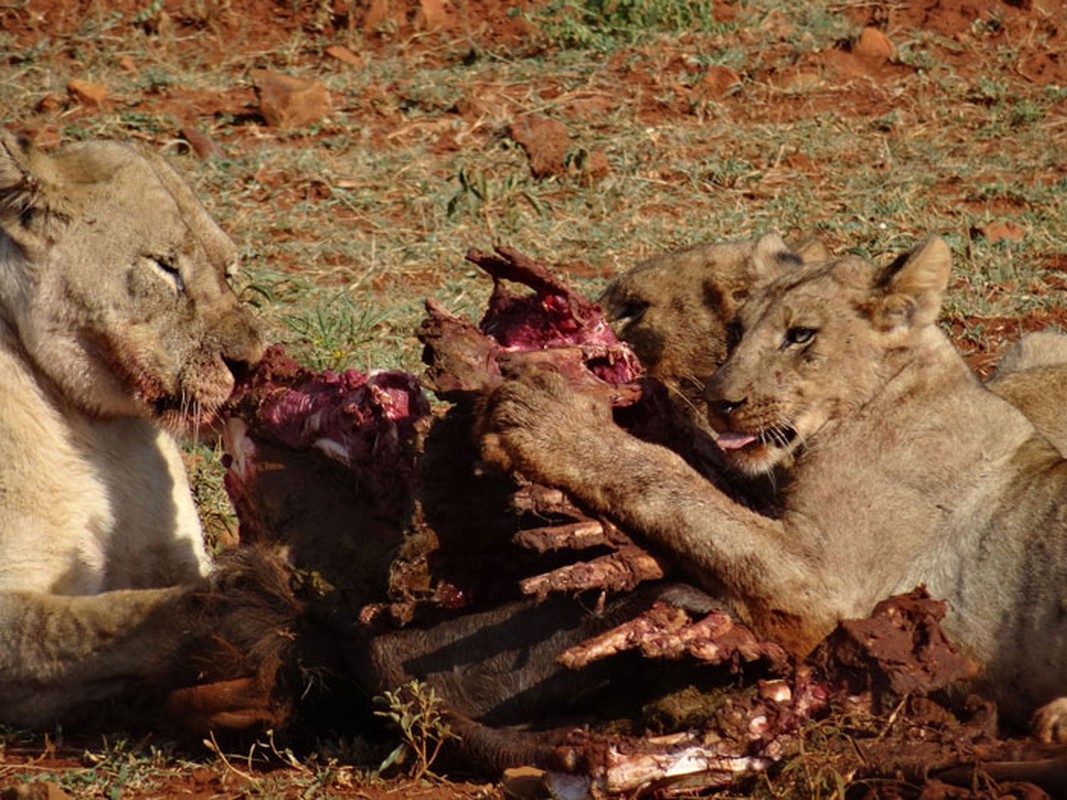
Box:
1031, 697, 1067, 743
479, 367, 612, 482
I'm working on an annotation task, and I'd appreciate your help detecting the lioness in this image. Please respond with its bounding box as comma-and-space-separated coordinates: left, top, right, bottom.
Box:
0, 132, 263, 726
481, 236, 1067, 738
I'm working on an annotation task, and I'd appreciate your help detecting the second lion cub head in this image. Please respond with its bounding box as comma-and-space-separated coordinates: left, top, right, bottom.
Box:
600, 233, 828, 422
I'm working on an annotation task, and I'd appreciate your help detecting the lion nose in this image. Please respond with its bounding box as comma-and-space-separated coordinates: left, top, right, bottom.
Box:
219, 317, 265, 382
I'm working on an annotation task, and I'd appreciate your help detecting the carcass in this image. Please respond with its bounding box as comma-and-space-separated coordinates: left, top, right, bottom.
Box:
211, 246, 1067, 797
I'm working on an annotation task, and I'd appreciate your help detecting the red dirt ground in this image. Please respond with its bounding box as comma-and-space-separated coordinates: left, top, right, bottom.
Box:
6, 0, 1064, 146
2, 0, 1066, 797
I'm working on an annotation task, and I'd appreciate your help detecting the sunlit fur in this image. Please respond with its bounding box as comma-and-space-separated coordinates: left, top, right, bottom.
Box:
0, 132, 263, 726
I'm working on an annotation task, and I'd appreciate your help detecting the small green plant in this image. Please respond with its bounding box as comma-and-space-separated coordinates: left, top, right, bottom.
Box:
754, 711, 880, 799
446, 165, 547, 228
535, 0, 720, 49
131, 0, 164, 25
971, 75, 1007, 104
373, 679, 459, 782
1006, 99, 1045, 128
970, 11, 1003, 37
138, 66, 177, 92
282, 292, 395, 372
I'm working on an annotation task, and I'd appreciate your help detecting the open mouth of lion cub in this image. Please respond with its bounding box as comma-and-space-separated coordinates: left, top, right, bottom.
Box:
710, 423, 798, 469
714, 426, 797, 450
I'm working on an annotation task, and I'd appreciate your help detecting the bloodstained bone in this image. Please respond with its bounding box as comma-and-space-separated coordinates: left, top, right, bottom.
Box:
417, 247, 674, 602
419, 246, 644, 403
469, 246, 618, 352
558, 601, 789, 672
509, 483, 585, 518
512, 520, 615, 553
512, 510, 671, 600
519, 545, 666, 600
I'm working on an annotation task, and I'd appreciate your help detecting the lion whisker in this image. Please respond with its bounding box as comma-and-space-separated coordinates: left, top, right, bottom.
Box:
667, 375, 718, 436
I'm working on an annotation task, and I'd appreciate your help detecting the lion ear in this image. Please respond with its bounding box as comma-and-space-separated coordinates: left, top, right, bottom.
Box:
795, 236, 830, 264
714, 232, 801, 311
0, 132, 66, 250
750, 232, 799, 281
872, 236, 952, 331
0, 132, 40, 220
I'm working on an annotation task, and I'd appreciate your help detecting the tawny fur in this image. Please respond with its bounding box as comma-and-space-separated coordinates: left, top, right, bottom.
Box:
0, 132, 264, 726
987, 330, 1067, 454
481, 236, 1067, 741
603, 235, 1067, 454
599, 233, 826, 425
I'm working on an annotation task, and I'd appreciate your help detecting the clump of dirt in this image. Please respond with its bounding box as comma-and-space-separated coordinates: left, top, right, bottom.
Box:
812, 590, 979, 702
844, 0, 1067, 85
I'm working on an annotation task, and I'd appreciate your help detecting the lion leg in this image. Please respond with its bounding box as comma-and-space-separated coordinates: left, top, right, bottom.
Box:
0, 586, 189, 726
479, 367, 837, 654
0, 547, 305, 731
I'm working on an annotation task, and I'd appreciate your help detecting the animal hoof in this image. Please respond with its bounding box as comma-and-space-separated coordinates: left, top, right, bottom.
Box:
166, 676, 288, 733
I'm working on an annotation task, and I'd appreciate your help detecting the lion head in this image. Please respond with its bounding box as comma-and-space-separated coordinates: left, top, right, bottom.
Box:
600, 233, 828, 423
705, 237, 953, 475
0, 132, 263, 436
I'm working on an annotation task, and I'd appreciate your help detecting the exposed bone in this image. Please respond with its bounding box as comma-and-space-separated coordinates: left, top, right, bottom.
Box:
519, 547, 666, 600
510, 483, 579, 517
514, 520, 613, 553
546, 730, 781, 796
601, 742, 775, 796
419, 247, 643, 404
558, 601, 788, 670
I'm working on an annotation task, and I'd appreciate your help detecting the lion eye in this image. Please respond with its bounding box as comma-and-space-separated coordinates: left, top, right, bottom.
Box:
151, 255, 185, 295
783, 326, 816, 348
613, 298, 649, 324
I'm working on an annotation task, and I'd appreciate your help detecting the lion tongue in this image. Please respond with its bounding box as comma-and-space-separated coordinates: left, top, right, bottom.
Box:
716, 431, 758, 451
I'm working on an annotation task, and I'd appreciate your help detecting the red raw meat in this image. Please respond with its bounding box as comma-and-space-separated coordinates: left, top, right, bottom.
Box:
224, 344, 430, 521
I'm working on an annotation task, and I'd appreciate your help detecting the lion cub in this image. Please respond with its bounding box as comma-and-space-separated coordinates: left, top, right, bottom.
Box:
0, 132, 262, 726
603, 236, 1067, 454
987, 331, 1067, 453
481, 236, 1067, 739
599, 234, 828, 425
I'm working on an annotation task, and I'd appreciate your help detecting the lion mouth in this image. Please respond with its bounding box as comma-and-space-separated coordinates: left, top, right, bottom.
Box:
716, 426, 797, 452
153, 396, 226, 440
